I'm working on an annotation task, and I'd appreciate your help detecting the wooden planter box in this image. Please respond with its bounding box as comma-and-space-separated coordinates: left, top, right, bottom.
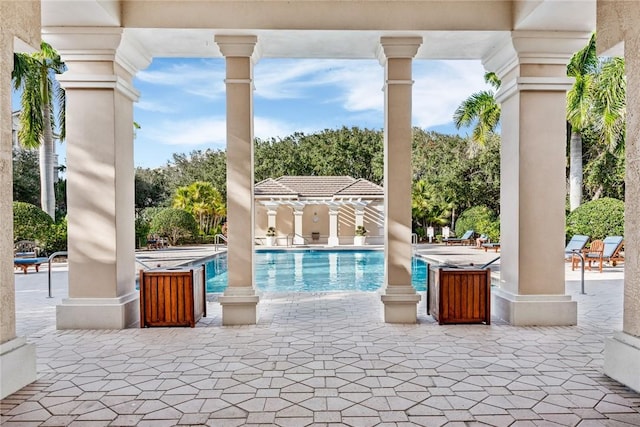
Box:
427, 265, 491, 325
139, 266, 206, 328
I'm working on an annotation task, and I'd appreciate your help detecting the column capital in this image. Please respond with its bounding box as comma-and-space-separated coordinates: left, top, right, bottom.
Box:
293, 209, 304, 216
44, 27, 150, 102
483, 31, 591, 80
215, 35, 261, 61
377, 36, 422, 64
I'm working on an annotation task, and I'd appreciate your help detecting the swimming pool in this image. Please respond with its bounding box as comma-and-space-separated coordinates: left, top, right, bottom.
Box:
203, 250, 428, 293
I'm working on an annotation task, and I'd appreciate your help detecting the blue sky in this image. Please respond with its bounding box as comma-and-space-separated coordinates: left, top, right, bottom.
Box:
14, 58, 491, 169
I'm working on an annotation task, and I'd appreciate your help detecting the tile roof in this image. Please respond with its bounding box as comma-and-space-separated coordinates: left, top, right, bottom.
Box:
255, 176, 383, 198
254, 178, 297, 196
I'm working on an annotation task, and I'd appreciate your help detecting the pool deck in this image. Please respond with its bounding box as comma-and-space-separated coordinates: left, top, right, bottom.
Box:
3, 243, 638, 426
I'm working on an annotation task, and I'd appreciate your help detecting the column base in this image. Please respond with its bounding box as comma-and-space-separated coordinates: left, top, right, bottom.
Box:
219, 287, 259, 325
380, 286, 421, 323
1, 337, 36, 399
56, 291, 139, 329
293, 237, 305, 245
604, 331, 640, 393
327, 237, 339, 247
492, 288, 577, 326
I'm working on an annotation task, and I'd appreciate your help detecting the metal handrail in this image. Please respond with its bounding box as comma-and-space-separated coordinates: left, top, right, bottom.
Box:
47, 251, 68, 298
480, 256, 500, 269
214, 234, 228, 251
411, 233, 418, 244
135, 257, 154, 270
571, 249, 586, 294
287, 233, 309, 247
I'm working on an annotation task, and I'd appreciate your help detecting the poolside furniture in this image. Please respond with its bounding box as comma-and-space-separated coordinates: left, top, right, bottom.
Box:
443, 230, 474, 246
14, 240, 38, 258
427, 265, 491, 325
139, 266, 206, 328
14, 257, 49, 274
573, 236, 624, 273
564, 234, 590, 261
482, 242, 500, 252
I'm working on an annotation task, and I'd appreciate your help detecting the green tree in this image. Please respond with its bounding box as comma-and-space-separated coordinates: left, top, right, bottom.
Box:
172, 181, 226, 235
453, 72, 501, 146
149, 208, 198, 246
411, 179, 452, 235
566, 33, 598, 211
165, 149, 227, 199
13, 201, 53, 243
135, 167, 171, 210
12, 41, 65, 219
13, 148, 40, 206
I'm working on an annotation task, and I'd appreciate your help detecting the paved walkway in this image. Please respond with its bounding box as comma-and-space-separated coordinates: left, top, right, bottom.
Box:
2, 245, 638, 426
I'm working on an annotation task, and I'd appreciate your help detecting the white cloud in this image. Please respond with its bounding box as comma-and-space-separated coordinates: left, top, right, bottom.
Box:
412, 60, 489, 128
136, 99, 176, 113
253, 58, 490, 130
143, 117, 227, 146
136, 60, 226, 101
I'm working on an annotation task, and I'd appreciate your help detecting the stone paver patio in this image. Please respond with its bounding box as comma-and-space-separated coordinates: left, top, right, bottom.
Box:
2, 245, 639, 426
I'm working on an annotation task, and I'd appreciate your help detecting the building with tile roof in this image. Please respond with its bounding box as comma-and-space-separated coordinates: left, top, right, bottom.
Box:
255, 176, 384, 246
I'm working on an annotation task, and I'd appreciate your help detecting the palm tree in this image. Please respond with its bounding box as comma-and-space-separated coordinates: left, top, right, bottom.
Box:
591, 57, 626, 154
453, 72, 501, 147
12, 41, 65, 219
172, 181, 226, 235
566, 33, 598, 211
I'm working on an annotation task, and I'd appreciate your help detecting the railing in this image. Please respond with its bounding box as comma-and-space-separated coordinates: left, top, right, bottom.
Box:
135, 256, 155, 270
287, 233, 310, 247
214, 234, 228, 251
571, 249, 586, 295
411, 233, 418, 245
47, 251, 68, 298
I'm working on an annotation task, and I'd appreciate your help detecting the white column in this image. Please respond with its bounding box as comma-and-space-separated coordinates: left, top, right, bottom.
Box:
0, 1, 40, 399
599, 0, 640, 392
484, 31, 587, 326
354, 205, 365, 228
267, 209, 277, 229
378, 37, 422, 323
293, 208, 304, 245
45, 27, 149, 329
328, 208, 340, 247
215, 35, 259, 325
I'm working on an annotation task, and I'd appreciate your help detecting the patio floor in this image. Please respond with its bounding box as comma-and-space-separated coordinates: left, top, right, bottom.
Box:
2, 244, 639, 426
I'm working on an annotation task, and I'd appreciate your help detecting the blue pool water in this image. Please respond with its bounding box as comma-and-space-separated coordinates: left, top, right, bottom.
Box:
203, 250, 428, 293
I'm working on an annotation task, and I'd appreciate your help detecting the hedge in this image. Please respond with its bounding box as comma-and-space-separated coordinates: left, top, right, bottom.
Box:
566, 197, 624, 241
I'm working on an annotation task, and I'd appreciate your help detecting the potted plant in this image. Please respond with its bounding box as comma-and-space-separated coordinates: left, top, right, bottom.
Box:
266, 226, 277, 246
354, 225, 367, 246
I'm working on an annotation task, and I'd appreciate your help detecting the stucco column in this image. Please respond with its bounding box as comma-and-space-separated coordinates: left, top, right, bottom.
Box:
599, 0, 640, 392
215, 35, 259, 325
354, 205, 365, 228
293, 208, 304, 245
267, 209, 277, 229
378, 37, 422, 323
328, 208, 340, 247
46, 27, 150, 329
484, 31, 587, 326
0, 1, 39, 399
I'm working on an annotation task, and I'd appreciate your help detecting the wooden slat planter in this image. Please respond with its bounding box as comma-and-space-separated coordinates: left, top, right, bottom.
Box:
139, 266, 206, 328
427, 266, 491, 325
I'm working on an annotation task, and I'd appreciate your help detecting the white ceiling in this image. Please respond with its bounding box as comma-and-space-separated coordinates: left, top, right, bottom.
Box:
41, 0, 596, 61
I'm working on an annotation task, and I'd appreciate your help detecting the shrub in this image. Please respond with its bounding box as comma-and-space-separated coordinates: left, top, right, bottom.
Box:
40, 218, 68, 255
149, 208, 198, 246
13, 202, 53, 243
135, 217, 151, 249
566, 197, 624, 240
455, 205, 500, 241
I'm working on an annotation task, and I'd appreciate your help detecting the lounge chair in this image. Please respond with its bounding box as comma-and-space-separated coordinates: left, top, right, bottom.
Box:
444, 230, 474, 246
573, 236, 624, 272
482, 242, 500, 252
564, 235, 590, 261
14, 257, 49, 274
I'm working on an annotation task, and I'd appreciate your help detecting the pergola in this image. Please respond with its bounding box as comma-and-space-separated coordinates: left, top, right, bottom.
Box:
2, 0, 640, 396
255, 176, 384, 246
